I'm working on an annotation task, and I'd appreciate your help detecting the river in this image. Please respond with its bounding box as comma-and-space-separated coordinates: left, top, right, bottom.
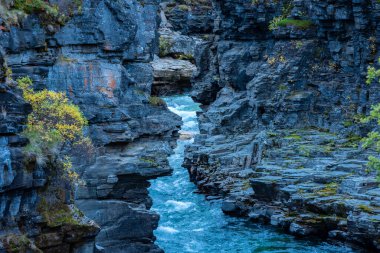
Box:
149, 95, 357, 253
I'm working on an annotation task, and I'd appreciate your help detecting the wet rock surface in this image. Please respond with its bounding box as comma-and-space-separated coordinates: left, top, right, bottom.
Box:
0, 0, 181, 252
182, 0, 380, 251
184, 129, 380, 249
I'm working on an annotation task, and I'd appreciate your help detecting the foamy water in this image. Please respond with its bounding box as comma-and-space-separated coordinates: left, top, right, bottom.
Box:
165, 200, 194, 211
157, 226, 180, 234
149, 95, 358, 253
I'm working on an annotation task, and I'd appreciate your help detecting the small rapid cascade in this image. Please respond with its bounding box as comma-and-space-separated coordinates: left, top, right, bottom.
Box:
149, 95, 357, 253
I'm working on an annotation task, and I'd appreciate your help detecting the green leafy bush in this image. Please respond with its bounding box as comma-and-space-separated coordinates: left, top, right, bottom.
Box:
361, 63, 380, 180
7, 0, 82, 26
366, 62, 380, 85
269, 16, 283, 31
13, 0, 62, 24
14, 0, 59, 16
159, 37, 173, 57
361, 106, 380, 179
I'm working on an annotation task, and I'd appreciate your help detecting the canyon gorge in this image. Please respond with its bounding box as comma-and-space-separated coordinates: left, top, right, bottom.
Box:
0, 0, 380, 252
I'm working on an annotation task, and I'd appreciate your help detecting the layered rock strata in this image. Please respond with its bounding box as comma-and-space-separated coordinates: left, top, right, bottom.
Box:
0, 55, 100, 253
151, 8, 199, 96
182, 0, 380, 251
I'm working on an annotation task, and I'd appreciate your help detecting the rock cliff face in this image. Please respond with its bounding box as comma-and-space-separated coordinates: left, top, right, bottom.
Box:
0, 52, 100, 253
182, 0, 380, 250
0, 0, 181, 252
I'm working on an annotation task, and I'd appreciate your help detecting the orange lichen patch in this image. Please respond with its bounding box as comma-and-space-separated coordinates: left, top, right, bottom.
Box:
84, 78, 88, 90
104, 42, 112, 51
108, 76, 117, 90
97, 87, 114, 98
68, 85, 74, 97
89, 65, 94, 91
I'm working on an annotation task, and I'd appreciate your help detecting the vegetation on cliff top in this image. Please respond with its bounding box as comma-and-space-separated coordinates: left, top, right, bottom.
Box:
267, 1, 312, 31
269, 17, 313, 31
0, 0, 82, 28
14, 0, 60, 18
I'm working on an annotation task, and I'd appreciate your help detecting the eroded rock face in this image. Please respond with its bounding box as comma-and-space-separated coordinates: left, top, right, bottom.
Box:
152, 56, 196, 96
183, 0, 380, 250
151, 8, 199, 96
0, 78, 100, 252
160, 0, 214, 35
0, 0, 181, 252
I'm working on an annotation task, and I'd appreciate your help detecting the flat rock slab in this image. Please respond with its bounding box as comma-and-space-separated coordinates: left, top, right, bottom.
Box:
151, 57, 196, 95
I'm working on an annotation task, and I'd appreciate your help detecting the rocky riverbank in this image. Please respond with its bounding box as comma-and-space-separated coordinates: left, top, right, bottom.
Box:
178, 0, 380, 251
0, 0, 181, 252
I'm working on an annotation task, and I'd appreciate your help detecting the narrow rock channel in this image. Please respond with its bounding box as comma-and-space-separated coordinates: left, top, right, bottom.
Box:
149, 95, 358, 253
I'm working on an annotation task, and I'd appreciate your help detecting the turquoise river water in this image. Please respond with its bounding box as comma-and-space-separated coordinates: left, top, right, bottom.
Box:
149, 95, 358, 253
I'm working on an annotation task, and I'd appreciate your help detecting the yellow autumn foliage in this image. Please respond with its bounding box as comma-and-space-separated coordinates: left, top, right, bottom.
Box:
18, 77, 87, 142
17, 77, 91, 178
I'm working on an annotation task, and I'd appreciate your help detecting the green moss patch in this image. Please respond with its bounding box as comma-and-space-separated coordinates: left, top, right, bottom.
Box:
285, 133, 302, 141
317, 182, 338, 197
358, 204, 374, 213
159, 37, 173, 57
277, 19, 313, 29
0, 234, 42, 253
37, 198, 81, 228
0, 0, 82, 28
149, 96, 166, 107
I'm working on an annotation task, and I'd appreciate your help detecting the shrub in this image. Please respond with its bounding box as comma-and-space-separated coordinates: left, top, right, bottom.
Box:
159, 37, 173, 57
17, 77, 91, 179
10, 0, 82, 26
4, 66, 12, 78
366, 59, 380, 85
13, 0, 62, 25
14, 0, 59, 16
269, 16, 283, 31
0, 234, 41, 253
361, 105, 380, 179
361, 63, 380, 180
268, 2, 295, 31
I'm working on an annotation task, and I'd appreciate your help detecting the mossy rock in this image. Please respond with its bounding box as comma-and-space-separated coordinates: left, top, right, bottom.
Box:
0, 0, 82, 28
149, 96, 166, 107
37, 199, 81, 228
0, 234, 42, 253
277, 19, 313, 29
159, 37, 173, 57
